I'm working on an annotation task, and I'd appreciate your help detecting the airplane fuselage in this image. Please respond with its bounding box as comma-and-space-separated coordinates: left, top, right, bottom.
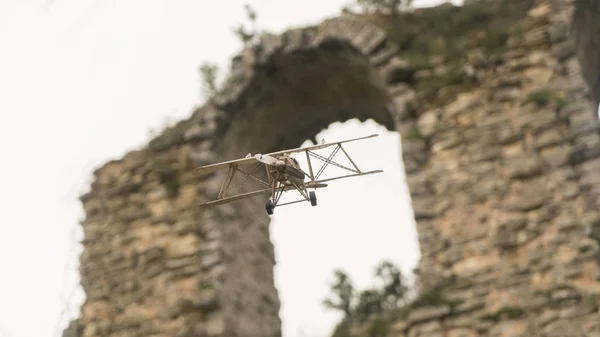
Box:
269, 156, 305, 186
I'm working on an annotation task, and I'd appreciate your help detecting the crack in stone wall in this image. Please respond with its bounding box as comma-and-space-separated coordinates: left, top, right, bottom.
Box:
70, 0, 600, 336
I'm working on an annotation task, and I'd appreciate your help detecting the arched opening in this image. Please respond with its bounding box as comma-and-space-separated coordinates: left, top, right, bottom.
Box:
215, 38, 395, 160
269, 118, 419, 337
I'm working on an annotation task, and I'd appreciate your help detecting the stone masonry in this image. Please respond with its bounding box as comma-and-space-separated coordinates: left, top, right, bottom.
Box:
69, 0, 600, 336
362, 0, 600, 335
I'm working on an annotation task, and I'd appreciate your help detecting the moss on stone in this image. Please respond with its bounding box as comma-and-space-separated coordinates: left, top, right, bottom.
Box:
405, 52, 433, 70
525, 89, 554, 107
159, 171, 181, 198
406, 126, 423, 140
364, 0, 531, 59
534, 283, 577, 298
410, 289, 446, 308
331, 318, 354, 337
584, 294, 600, 311
198, 281, 214, 290
524, 88, 567, 109
579, 244, 593, 253
359, 0, 533, 109
478, 306, 525, 321
480, 27, 511, 53
367, 316, 390, 337
408, 281, 463, 311
554, 95, 568, 110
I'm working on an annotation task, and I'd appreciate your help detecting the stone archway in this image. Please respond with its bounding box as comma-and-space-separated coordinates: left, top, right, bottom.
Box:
73, 15, 419, 337
188, 17, 420, 337
70, 0, 600, 336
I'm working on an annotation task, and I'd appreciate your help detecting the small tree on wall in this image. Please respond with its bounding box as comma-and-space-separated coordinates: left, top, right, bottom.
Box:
322, 261, 409, 319
198, 3, 262, 101
374, 260, 408, 310
199, 62, 219, 98
353, 289, 383, 321
322, 269, 356, 317
355, 0, 414, 15
322, 261, 411, 337
232, 3, 259, 45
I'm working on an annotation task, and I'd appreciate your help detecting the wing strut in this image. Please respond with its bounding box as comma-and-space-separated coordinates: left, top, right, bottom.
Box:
304, 143, 365, 182
217, 162, 266, 199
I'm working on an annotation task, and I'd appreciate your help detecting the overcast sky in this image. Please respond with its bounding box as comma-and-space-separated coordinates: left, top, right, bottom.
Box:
0, 1, 455, 337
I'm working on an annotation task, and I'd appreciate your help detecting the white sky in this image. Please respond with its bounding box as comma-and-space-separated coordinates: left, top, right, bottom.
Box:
0, 1, 455, 337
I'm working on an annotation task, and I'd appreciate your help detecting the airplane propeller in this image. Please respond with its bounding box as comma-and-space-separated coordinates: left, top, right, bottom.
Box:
254, 154, 279, 166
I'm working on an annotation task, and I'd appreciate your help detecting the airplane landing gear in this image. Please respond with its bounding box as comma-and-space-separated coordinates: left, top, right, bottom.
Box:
309, 191, 317, 206
266, 199, 274, 215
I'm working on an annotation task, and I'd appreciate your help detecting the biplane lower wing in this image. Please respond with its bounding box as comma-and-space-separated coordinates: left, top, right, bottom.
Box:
199, 182, 329, 208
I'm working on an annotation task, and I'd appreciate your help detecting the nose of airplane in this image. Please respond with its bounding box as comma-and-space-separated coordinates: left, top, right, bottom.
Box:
275, 160, 286, 171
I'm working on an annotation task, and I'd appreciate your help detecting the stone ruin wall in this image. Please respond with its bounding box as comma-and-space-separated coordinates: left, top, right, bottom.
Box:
68, 0, 600, 336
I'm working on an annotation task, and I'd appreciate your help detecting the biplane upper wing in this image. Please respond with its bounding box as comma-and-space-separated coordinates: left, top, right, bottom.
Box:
193, 156, 259, 176
264, 134, 379, 157
193, 134, 379, 176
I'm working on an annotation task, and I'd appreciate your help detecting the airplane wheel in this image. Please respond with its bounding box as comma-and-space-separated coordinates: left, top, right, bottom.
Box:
266, 199, 274, 215
309, 191, 317, 206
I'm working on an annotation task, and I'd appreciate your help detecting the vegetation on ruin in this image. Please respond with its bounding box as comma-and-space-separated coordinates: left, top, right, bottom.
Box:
478, 306, 524, 322
199, 63, 219, 97
406, 126, 423, 140
356, 0, 534, 108
362, 0, 532, 61
322, 260, 409, 337
199, 3, 259, 99
533, 283, 580, 299
531, 284, 600, 314
232, 3, 259, 45
524, 88, 568, 109
353, 0, 414, 15
197, 0, 536, 111
159, 170, 181, 198
198, 0, 535, 110
323, 261, 462, 337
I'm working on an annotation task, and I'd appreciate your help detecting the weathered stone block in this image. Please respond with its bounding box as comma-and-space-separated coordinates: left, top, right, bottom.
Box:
417, 109, 439, 137
473, 178, 508, 201
497, 73, 522, 87
506, 157, 543, 179
552, 39, 576, 60
369, 42, 398, 66
381, 56, 415, 84
412, 197, 449, 220
430, 133, 463, 153
541, 145, 571, 167
535, 128, 564, 149
443, 91, 481, 117
494, 87, 521, 101
502, 190, 547, 212
514, 109, 558, 132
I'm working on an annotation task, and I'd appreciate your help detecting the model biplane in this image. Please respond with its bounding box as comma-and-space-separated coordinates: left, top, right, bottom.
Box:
193, 134, 383, 215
